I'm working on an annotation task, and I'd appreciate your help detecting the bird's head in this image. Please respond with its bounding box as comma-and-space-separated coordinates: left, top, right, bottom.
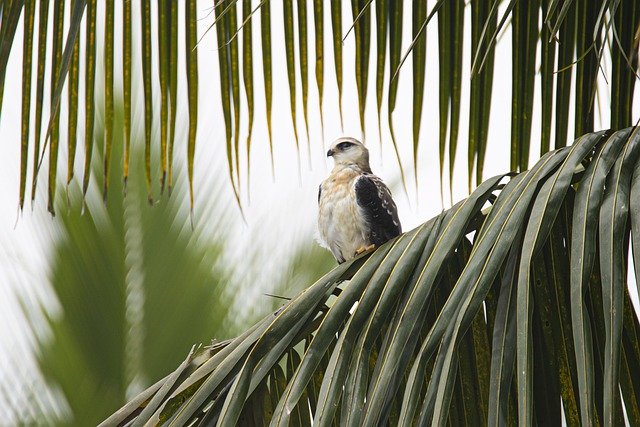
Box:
326, 137, 371, 172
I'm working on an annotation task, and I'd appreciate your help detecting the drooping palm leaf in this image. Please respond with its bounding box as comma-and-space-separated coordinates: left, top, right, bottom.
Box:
78, 4, 94, 197
554, 0, 577, 150
297, 0, 310, 148
141, 0, 153, 202
31, 0, 50, 202
510, 0, 538, 172
242, 0, 255, 194
0, 0, 24, 120
411, 0, 427, 189
330, 0, 343, 129
469, 0, 497, 190
123, 0, 132, 186
385, 0, 408, 197
19, 0, 35, 208
104, 127, 640, 425
186, 0, 199, 208
374, 0, 387, 143
610, 0, 640, 131
351, 0, 371, 136
225, 0, 242, 192
168, 0, 179, 192
574, 0, 600, 139
283, 0, 300, 169
313, 0, 324, 134
46, 0, 65, 214
4, 0, 639, 210
437, 0, 464, 198
260, 0, 274, 176
103, 0, 114, 200
157, 0, 170, 193
215, 0, 242, 209
540, 0, 556, 156
67, 0, 81, 185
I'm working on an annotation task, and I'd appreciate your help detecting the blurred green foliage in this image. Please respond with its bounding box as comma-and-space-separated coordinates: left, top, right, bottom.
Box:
36, 113, 233, 424
25, 107, 335, 425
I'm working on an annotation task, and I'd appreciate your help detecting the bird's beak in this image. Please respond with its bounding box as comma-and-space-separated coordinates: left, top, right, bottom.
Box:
327, 148, 334, 157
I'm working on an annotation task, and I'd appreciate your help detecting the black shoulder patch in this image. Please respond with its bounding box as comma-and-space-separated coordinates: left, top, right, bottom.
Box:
355, 175, 402, 246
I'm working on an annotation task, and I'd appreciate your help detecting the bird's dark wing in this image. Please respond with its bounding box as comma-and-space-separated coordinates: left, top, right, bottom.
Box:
355, 174, 402, 246
318, 184, 322, 204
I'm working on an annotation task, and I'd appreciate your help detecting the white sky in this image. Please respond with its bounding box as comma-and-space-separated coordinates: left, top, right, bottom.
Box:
0, 0, 639, 419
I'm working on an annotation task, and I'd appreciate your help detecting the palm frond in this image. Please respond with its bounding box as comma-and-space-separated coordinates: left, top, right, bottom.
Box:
3, 0, 637, 210
104, 127, 640, 425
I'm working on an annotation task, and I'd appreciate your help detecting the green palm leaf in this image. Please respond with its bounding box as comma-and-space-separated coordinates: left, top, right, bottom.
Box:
140, 0, 153, 202
104, 128, 640, 425
1, 0, 638, 211
330, 0, 343, 128
103, 0, 114, 200
19, 0, 35, 208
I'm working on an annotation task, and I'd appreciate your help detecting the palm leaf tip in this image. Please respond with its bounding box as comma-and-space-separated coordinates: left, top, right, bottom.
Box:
3, 0, 637, 217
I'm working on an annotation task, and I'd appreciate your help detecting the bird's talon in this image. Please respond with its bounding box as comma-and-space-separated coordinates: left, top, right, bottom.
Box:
355, 244, 376, 256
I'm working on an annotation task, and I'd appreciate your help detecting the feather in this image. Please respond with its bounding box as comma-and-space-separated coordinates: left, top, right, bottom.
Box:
318, 138, 402, 263
355, 174, 402, 246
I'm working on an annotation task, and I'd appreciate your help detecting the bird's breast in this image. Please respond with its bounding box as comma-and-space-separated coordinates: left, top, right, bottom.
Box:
318, 170, 369, 260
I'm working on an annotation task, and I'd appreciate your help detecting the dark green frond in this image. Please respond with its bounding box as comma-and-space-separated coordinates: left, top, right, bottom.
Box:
105, 128, 640, 426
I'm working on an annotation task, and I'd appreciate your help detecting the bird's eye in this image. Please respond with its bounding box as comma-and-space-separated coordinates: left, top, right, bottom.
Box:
337, 141, 353, 150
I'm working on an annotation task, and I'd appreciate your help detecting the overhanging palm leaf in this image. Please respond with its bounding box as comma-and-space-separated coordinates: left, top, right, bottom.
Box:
6, 0, 639, 210
103, 127, 640, 426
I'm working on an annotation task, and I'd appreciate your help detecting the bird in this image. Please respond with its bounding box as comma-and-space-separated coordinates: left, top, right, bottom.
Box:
318, 137, 402, 263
